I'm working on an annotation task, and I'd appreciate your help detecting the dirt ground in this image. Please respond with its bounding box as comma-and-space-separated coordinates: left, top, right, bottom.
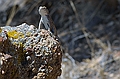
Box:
0, 0, 120, 79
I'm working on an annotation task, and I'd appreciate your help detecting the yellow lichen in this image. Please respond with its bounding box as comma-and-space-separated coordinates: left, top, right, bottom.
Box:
17, 43, 25, 65
7, 30, 24, 39
26, 32, 31, 37
0, 28, 2, 33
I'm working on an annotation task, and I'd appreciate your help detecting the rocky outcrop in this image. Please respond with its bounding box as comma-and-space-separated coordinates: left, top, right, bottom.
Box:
0, 23, 62, 79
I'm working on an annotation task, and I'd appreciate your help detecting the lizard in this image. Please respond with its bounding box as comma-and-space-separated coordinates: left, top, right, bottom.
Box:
38, 6, 57, 36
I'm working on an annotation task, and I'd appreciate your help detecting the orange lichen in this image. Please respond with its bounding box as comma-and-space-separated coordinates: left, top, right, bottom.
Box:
0, 37, 3, 42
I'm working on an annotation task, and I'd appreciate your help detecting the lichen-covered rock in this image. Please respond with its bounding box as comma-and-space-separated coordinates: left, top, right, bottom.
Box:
0, 23, 62, 79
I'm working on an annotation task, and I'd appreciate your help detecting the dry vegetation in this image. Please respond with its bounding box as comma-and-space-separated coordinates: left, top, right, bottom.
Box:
0, 0, 120, 79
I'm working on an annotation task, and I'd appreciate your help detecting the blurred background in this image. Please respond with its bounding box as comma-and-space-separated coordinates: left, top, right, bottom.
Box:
0, 0, 120, 79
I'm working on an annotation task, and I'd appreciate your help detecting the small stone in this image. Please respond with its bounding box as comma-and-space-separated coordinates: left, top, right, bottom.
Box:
26, 56, 31, 61
32, 68, 37, 73
2, 70, 5, 74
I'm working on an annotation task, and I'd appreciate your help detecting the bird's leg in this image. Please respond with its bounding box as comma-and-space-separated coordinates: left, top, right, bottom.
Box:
38, 17, 42, 29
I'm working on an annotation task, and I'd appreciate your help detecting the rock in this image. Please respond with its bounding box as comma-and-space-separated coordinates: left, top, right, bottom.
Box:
0, 23, 62, 79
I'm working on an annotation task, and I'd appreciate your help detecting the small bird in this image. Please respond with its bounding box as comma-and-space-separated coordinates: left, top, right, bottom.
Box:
38, 6, 57, 36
